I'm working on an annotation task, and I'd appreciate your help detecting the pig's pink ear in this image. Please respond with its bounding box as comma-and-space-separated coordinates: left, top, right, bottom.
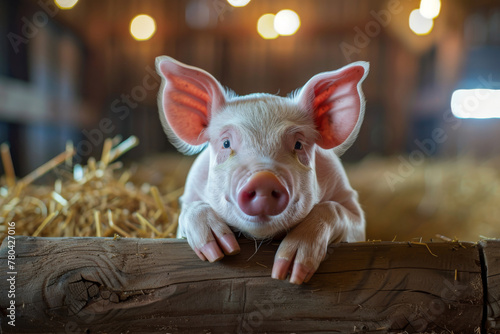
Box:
156, 56, 226, 154
296, 61, 369, 154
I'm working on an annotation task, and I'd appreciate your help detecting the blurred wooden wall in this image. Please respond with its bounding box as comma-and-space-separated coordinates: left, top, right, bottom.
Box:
1, 0, 500, 176
48, 0, 426, 160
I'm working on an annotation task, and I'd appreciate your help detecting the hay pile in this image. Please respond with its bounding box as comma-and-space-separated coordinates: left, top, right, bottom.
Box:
348, 155, 500, 241
0, 136, 179, 241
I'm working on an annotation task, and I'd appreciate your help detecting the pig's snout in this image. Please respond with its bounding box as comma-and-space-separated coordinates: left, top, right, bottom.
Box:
237, 171, 289, 217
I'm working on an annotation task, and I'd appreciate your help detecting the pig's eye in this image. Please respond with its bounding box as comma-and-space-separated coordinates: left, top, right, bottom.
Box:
294, 141, 303, 150
223, 139, 231, 149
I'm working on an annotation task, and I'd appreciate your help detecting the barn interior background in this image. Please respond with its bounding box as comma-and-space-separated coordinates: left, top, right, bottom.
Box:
1, 0, 500, 241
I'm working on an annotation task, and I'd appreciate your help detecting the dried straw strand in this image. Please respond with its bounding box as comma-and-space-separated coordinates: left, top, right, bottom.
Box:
21, 150, 76, 186
65, 141, 74, 167
94, 211, 102, 237
135, 212, 161, 236
1, 143, 16, 188
108, 210, 132, 237
109, 136, 139, 163
101, 138, 113, 168
151, 186, 169, 220
33, 211, 59, 237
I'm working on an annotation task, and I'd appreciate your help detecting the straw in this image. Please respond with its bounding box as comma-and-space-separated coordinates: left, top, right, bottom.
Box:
1, 143, 16, 188
21, 150, 76, 186
0, 137, 180, 241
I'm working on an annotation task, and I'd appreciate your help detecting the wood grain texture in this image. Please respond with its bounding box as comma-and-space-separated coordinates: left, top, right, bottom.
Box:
480, 240, 500, 333
0, 237, 484, 333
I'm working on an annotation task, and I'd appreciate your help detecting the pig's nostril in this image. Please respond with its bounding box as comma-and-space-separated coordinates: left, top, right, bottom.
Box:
248, 191, 256, 199
271, 190, 280, 198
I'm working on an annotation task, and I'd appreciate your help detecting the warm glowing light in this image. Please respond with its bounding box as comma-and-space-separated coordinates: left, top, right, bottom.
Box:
257, 14, 279, 39
409, 9, 434, 35
451, 89, 500, 119
130, 14, 156, 41
274, 9, 301, 36
227, 0, 251, 7
420, 0, 441, 19
54, 0, 78, 10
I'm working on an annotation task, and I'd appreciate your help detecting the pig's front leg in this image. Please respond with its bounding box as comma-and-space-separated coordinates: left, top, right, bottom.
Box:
272, 200, 364, 285
178, 201, 241, 262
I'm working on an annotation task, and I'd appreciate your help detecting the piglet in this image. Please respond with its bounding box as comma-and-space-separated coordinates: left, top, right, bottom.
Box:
156, 56, 368, 284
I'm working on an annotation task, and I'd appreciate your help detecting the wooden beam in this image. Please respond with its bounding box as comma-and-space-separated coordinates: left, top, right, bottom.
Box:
0, 237, 489, 333
480, 240, 500, 333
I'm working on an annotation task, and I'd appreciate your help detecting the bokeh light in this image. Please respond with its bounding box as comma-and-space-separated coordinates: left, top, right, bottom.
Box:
409, 9, 434, 35
420, 0, 441, 19
54, 0, 78, 10
274, 9, 301, 36
451, 89, 500, 119
257, 13, 279, 39
227, 0, 251, 7
130, 14, 156, 41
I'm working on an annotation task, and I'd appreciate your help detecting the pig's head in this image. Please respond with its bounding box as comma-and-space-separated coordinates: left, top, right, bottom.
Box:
156, 56, 368, 239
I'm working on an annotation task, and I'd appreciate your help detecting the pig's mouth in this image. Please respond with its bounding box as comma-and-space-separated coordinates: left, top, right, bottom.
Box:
242, 214, 272, 223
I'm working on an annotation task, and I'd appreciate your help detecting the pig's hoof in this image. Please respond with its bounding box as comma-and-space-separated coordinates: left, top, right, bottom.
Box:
272, 258, 315, 285
289, 262, 314, 285
271, 257, 292, 281
218, 234, 241, 255
199, 241, 225, 262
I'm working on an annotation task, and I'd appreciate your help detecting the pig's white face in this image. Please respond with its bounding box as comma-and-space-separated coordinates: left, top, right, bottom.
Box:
206, 95, 320, 238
